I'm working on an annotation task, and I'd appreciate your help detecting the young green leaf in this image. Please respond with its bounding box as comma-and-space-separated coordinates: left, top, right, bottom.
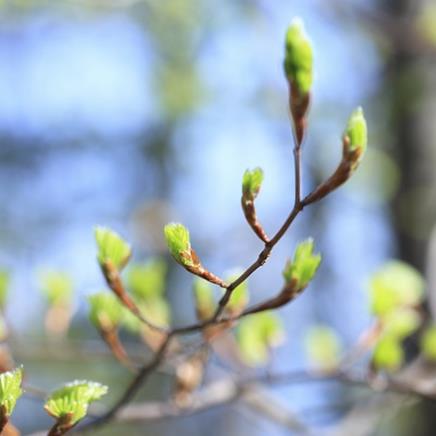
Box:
283, 239, 321, 290
95, 226, 131, 271
127, 259, 167, 301
164, 223, 195, 267
284, 18, 313, 95
0, 270, 10, 310
39, 270, 73, 306
45, 381, 108, 425
242, 168, 264, 201
88, 292, 123, 330
304, 325, 341, 371
372, 335, 404, 372
369, 260, 425, 316
421, 325, 436, 362
0, 367, 23, 417
237, 312, 284, 366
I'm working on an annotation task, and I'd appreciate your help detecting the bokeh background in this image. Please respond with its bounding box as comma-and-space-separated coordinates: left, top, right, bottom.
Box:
1, 0, 436, 434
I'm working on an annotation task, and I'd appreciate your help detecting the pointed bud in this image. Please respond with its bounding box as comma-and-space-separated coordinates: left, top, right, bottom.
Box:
303, 108, 369, 205
164, 223, 226, 287
95, 227, 131, 271
164, 223, 197, 268
242, 168, 264, 201
241, 168, 269, 242
283, 238, 321, 291
284, 18, 313, 96
343, 107, 367, 169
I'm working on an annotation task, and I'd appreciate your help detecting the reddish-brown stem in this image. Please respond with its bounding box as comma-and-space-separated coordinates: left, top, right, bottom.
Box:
47, 414, 74, 436
100, 328, 136, 372
241, 198, 270, 243
101, 262, 169, 334
0, 406, 8, 434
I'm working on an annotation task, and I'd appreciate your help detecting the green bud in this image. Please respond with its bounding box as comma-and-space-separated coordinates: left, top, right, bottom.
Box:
127, 259, 167, 301
237, 312, 284, 367
372, 335, 404, 372
45, 380, 108, 425
344, 107, 367, 157
0, 367, 23, 417
141, 298, 171, 329
39, 270, 73, 306
304, 325, 341, 371
383, 308, 421, 339
421, 325, 436, 361
95, 226, 131, 271
283, 238, 321, 290
88, 292, 123, 330
284, 18, 313, 95
193, 278, 215, 319
369, 260, 425, 316
242, 168, 264, 201
164, 223, 195, 267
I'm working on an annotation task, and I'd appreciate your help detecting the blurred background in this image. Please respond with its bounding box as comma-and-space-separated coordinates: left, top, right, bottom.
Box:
1, 0, 436, 434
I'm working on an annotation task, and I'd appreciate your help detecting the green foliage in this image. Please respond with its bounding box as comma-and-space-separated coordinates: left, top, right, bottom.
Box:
344, 107, 367, 156
127, 259, 167, 301
88, 292, 123, 330
284, 18, 313, 95
237, 312, 284, 366
0, 270, 9, 310
372, 336, 404, 372
226, 271, 249, 314
193, 278, 215, 318
95, 226, 131, 271
39, 270, 73, 306
420, 325, 436, 361
304, 325, 341, 370
383, 308, 421, 339
0, 367, 23, 417
164, 223, 194, 267
141, 298, 171, 328
283, 239, 321, 290
45, 381, 108, 425
242, 168, 264, 200
369, 260, 425, 316
121, 298, 171, 333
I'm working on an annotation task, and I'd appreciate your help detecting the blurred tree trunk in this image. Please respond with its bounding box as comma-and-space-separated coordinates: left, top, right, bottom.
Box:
379, 0, 436, 273
379, 1, 436, 434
